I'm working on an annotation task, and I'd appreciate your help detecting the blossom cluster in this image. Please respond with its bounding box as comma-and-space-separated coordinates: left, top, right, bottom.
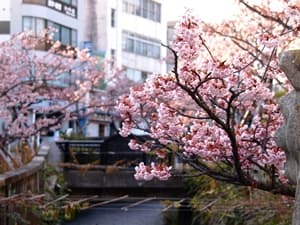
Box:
134, 162, 172, 181
0, 31, 109, 168
118, 1, 300, 184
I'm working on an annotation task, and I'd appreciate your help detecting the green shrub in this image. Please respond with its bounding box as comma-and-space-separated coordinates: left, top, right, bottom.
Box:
186, 175, 293, 225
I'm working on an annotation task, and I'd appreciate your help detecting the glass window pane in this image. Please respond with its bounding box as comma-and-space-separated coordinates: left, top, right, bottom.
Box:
71, 29, 77, 46
36, 18, 45, 35
147, 43, 153, 57
135, 40, 142, 55
123, 31, 160, 58
23, 17, 35, 32
0, 21, 10, 34
71, 0, 77, 6
61, 0, 71, 4
126, 38, 134, 52
135, 0, 141, 15
149, 1, 155, 20
154, 45, 160, 58
142, 0, 148, 18
48, 21, 60, 41
23, 0, 46, 4
155, 3, 161, 22
111, 8, 116, 27
61, 26, 70, 45
61, 0, 77, 6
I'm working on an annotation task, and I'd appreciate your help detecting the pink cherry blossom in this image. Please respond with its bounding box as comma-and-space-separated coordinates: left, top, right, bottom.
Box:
118, 1, 300, 196
0, 31, 128, 170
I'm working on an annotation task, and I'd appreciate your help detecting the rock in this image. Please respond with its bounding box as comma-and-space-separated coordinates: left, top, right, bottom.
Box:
277, 49, 300, 225
279, 50, 300, 91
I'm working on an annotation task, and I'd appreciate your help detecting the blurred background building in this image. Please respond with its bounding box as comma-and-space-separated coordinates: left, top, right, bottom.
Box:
0, 0, 167, 138
0, 0, 167, 81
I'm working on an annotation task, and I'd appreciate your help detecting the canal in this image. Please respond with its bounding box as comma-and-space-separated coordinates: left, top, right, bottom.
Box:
64, 199, 192, 225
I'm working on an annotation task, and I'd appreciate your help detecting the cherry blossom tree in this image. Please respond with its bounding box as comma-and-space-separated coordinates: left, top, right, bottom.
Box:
0, 31, 117, 170
118, 0, 300, 197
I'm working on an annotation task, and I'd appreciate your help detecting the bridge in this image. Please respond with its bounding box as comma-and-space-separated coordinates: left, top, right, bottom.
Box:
55, 135, 185, 192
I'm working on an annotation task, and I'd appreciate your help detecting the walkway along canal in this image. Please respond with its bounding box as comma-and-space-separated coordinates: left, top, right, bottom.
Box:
64, 196, 192, 225
57, 137, 190, 225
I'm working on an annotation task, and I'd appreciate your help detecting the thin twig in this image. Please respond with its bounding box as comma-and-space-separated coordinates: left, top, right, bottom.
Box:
121, 197, 156, 211
81, 195, 129, 210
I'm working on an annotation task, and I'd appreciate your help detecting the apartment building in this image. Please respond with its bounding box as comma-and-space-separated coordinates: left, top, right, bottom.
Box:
0, 1, 81, 46
0, 0, 167, 78
83, 0, 167, 137
89, 0, 167, 81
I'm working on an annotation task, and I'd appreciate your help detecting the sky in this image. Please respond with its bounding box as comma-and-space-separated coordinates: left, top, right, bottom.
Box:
166, 0, 238, 23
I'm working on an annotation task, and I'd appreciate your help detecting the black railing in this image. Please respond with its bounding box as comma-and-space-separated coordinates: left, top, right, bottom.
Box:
56, 140, 150, 168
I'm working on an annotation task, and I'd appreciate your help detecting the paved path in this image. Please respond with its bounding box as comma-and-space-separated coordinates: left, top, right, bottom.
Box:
64, 201, 164, 225
42, 137, 63, 166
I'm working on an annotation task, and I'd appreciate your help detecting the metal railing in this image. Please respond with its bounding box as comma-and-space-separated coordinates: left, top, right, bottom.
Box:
56, 140, 151, 168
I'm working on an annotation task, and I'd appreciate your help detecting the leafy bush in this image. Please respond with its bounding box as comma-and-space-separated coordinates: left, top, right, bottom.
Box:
186, 175, 293, 225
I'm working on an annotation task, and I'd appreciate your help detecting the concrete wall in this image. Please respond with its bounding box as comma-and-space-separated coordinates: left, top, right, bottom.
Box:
86, 122, 110, 137
64, 169, 183, 189
0, 1, 10, 20
0, 1, 11, 41
86, 122, 99, 137
122, 52, 164, 75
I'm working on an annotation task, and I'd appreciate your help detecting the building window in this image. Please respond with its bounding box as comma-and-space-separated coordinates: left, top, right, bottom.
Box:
111, 8, 116, 27
99, 124, 105, 137
123, 0, 161, 22
23, 0, 46, 5
83, 41, 93, 55
141, 71, 148, 81
125, 68, 150, 82
0, 21, 10, 34
71, 29, 77, 47
61, 0, 77, 7
22, 16, 77, 46
122, 31, 160, 59
61, 26, 71, 45
110, 49, 116, 67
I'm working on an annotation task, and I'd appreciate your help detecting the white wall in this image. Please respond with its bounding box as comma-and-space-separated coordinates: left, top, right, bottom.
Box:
122, 52, 164, 74
121, 14, 164, 41
93, 0, 108, 53
86, 122, 110, 137
0, 1, 10, 20
86, 123, 99, 137
0, 35, 10, 42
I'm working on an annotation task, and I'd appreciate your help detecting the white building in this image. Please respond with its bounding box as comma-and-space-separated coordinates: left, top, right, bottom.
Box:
0, 0, 167, 138
1, 0, 167, 73
84, 0, 167, 82
0, 1, 82, 45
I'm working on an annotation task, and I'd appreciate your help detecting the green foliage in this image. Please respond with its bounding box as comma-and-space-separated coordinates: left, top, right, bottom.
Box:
274, 90, 287, 99
186, 175, 293, 225
7, 212, 30, 225
37, 164, 70, 225
60, 132, 85, 140
98, 78, 107, 90
162, 199, 193, 225
43, 163, 69, 196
